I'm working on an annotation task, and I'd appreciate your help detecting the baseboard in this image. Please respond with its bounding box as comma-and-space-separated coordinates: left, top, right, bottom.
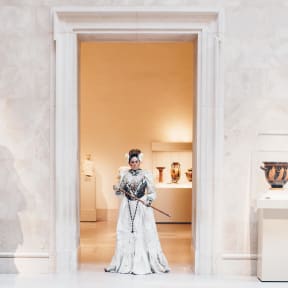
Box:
221, 253, 257, 260
217, 253, 257, 276
80, 209, 97, 221
156, 222, 192, 224
96, 209, 118, 222
0, 252, 50, 273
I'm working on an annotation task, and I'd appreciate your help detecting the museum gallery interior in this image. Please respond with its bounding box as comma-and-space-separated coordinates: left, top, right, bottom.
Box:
0, 2, 288, 287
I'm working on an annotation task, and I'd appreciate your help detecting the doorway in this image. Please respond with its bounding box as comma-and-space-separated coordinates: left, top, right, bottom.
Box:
53, 8, 223, 274
78, 41, 196, 271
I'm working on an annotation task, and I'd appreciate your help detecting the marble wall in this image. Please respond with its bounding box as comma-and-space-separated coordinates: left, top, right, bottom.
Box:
1, 0, 288, 274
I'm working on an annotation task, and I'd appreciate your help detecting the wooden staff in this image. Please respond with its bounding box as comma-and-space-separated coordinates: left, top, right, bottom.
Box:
117, 188, 171, 218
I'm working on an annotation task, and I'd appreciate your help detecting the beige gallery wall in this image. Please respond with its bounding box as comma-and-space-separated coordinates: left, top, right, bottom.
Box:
80, 41, 195, 210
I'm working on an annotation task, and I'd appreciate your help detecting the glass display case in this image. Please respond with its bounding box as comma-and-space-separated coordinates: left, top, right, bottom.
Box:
250, 150, 288, 209
251, 132, 288, 281
151, 142, 192, 223
151, 142, 193, 188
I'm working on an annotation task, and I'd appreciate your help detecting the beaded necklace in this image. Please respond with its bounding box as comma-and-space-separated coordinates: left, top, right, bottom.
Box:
127, 200, 139, 233
126, 169, 143, 233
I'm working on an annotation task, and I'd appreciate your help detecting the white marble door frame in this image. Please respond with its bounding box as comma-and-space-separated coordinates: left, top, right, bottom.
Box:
53, 7, 224, 274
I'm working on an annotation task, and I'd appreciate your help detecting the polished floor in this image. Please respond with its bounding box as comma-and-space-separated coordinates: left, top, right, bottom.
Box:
0, 266, 282, 288
79, 221, 194, 272
0, 222, 285, 287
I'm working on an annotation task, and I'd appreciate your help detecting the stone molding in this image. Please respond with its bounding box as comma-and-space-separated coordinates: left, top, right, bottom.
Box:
53, 7, 224, 274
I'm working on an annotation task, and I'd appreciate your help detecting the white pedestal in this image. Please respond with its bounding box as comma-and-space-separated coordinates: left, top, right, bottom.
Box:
80, 175, 96, 221
257, 190, 288, 281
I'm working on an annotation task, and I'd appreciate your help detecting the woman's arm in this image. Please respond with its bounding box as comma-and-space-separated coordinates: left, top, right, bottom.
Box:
145, 170, 157, 205
113, 170, 127, 195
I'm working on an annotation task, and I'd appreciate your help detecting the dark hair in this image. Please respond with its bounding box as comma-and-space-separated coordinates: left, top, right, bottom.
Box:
128, 148, 141, 163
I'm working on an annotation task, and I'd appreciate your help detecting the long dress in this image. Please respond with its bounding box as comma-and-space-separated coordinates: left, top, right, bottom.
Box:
105, 168, 170, 274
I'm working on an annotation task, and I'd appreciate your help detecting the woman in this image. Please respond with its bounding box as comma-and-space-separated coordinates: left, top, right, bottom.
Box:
105, 149, 170, 274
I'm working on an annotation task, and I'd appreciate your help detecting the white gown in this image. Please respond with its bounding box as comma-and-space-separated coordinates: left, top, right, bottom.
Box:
105, 169, 170, 274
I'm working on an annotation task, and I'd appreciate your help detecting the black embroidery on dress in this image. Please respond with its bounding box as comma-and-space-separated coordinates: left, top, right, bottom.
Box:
124, 172, 147, 200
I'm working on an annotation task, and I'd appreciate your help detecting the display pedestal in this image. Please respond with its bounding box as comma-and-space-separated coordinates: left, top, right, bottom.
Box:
154, 183, 192, 223
80, 175, 96, 221
257, 190, 288, 281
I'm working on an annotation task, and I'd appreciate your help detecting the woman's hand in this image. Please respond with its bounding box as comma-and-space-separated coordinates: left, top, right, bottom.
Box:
113, 184, 121, 195
146, 198, 153, 207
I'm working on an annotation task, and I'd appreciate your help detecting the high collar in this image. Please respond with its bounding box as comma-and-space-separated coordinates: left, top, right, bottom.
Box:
129, 169, 141, 176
